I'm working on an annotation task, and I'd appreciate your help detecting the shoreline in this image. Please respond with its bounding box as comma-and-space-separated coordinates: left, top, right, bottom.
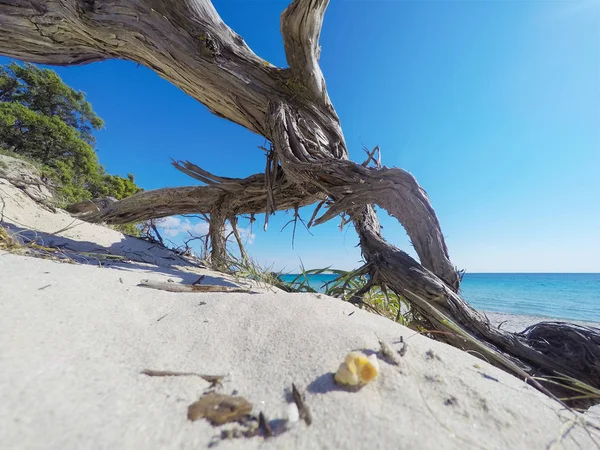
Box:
280, 274, 600, 327
482, 310, 600, 333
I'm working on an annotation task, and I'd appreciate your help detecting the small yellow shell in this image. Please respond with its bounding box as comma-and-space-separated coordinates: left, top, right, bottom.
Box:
335, 362, 360, 386
334, 351, 379, 386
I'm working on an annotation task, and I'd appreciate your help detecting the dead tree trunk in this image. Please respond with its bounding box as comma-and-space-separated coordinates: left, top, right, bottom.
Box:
2, 0, 598, 405
207, 203, 227, 271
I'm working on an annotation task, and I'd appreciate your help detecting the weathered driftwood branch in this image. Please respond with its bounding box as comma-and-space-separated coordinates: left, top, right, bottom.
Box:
352, 207, 600, 400
0, 0, 453, 284
69, 162, 323, 224
2, 0, 599, 404
0, 0, 279, 135
281, 0, 331, 107
266, 102, 459, 290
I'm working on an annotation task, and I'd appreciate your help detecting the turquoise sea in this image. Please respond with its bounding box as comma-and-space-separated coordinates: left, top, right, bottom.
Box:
278, 273, 600, 322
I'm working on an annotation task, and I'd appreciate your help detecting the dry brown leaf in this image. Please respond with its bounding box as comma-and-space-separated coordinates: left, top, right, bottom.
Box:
188, 392, 252, 425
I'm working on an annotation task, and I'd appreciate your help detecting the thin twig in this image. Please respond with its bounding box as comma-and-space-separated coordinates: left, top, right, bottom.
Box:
140, 369, 225, 387
50, 219, 81, 236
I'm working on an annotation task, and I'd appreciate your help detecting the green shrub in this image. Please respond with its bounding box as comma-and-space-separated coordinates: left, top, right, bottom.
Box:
0, 61, 142, 211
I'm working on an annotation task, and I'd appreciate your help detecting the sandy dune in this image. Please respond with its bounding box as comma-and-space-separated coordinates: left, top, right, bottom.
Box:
1, 158, 599, 449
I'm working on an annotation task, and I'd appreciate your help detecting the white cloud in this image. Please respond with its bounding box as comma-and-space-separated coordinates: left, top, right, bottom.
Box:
157, 216, 255, 245
159, 216, 209, 238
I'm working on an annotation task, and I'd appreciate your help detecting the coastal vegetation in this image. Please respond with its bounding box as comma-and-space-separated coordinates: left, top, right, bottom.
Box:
0, 62, 142, 234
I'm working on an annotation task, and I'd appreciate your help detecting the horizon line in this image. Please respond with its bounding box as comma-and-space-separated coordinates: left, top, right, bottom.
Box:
280, 271, 600, 275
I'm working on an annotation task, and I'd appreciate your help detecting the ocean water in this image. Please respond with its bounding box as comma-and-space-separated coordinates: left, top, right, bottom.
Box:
278, 273, 600, 322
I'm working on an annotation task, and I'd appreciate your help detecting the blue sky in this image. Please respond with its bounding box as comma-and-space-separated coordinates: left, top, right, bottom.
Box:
2, 0, 599, 273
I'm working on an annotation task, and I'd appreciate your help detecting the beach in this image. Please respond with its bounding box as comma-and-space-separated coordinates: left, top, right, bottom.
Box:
1, 165, 599, 449
2, 250, 599, 450
483, 311, 600, 333
1, 3, 599, 448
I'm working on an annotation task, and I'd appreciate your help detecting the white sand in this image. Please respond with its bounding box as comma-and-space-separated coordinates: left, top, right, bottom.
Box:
1, 162, 599, 449
483, 311, 600, 333
3, 251, 599, 449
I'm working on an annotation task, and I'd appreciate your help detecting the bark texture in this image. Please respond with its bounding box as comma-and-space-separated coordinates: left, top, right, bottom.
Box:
69, 161, 324, 224
2, 0, 598, 405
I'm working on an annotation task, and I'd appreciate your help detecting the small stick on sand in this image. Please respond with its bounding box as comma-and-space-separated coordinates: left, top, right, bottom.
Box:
291, 384, 312, 426
258, 412, 273, 438
140, 369, 226, 387
137, 279, 255, 293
